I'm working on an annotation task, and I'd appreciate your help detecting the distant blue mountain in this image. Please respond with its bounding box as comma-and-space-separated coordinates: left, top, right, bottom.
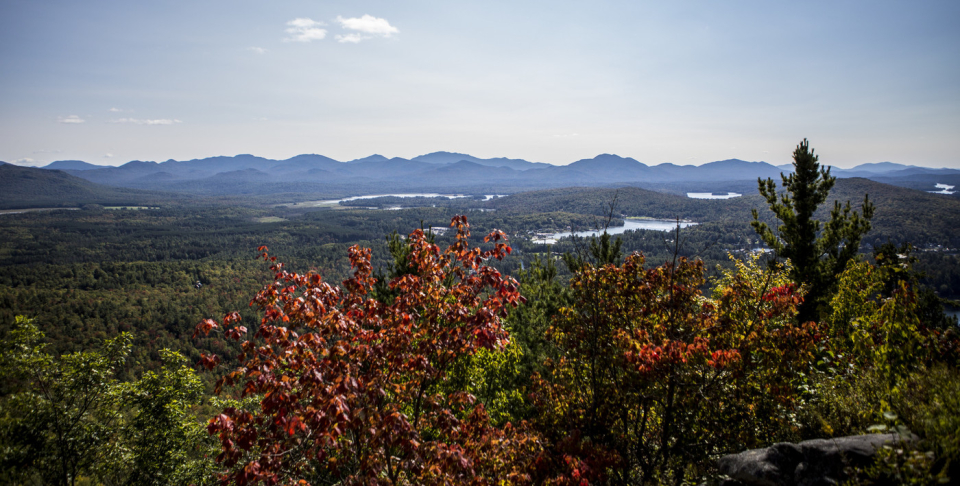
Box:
271, 154, 342, 173
693, 159, 784, 181
347, 154, 390, 164
847, 162, 915, 173
122, 160, 160, 169
31, 151, 958, 195
205, 168, 273, 183
552, 154, 651, 182
420, 160, 520, 181
545, 156, 782, 183
567, 154, 648, 171
411, 152, 480, 164
340, 158, 433, 179
43, 160, 103, 170
412, 151, 550, 171
175, 154, 275, 172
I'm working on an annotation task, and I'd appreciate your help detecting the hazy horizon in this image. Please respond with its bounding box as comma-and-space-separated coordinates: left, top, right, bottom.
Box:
2, 1, 958, 169
4, 150, 951, 171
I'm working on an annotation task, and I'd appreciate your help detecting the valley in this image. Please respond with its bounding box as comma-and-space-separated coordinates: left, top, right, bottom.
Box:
2, 159, 958, 377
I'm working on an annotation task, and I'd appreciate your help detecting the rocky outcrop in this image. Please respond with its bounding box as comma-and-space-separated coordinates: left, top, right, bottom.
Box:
717, 433, 916, 486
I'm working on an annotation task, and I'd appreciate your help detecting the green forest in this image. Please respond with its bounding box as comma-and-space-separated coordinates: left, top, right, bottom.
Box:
1, 146, 959, 485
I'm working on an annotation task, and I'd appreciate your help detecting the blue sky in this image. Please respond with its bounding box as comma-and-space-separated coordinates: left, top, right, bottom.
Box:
1, 0, 958, 168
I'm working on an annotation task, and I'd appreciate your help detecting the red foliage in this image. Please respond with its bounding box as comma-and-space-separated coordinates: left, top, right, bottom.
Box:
529, 254, 820, 484
196, 216, 541, 485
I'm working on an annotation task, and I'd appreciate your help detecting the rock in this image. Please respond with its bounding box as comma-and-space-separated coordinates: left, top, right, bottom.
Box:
716, 433, 917, 486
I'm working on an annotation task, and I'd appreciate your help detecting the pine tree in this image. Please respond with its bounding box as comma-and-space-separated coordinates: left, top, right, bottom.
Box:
752, 139, 874, 322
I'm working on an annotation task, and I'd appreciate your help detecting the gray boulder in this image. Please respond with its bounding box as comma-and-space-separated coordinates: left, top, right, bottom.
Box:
717, 433, 916, 486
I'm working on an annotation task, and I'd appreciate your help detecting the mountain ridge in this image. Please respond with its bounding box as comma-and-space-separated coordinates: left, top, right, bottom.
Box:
27, 152, 958, 196
0, 164, 169, 209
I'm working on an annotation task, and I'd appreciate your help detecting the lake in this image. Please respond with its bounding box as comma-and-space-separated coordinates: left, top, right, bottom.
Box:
687, 192, 742, 199
0, 207, 80, 215
534, 218, 698, 244
928, 183, 956, 195
280, 193, 504, 208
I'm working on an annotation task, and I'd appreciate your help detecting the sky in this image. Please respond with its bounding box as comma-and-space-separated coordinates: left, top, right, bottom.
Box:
1, 0, 958, 168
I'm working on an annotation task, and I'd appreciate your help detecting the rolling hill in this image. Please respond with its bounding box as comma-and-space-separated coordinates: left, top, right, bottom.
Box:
0, 164, 171, 209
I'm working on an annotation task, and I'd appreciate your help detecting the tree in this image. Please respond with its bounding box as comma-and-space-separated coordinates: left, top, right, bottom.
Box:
826, 247, 960, 391
195, 216, 541, 484
812, 251, 960, 483
752, 138, 874, 322
504, 255, 569, 386
871, 242, 958, 333
120, 349, 218, 486
529, 253, 818, 484
562, 191, 624, 271
0, 316, 217, 486
0, 316, 129, 486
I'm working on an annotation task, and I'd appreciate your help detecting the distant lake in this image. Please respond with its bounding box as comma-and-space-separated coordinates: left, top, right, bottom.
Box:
535, 218, 697, 244
928, 183, 956, 195
687, 192, 742, 199
0, 207, 80, 215
281, 193, 503, 208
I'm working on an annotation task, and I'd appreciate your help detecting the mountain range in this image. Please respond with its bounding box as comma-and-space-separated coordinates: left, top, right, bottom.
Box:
2, 151, 957, 197
9, 152, 960, 192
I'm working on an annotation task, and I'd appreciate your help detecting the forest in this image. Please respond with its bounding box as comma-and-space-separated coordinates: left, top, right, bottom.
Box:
1, 146, 959, 485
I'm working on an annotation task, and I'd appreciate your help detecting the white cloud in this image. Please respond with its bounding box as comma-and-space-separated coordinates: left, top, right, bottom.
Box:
57, 115, 85, 124
111, 118, 182, 125
248, 46, 268, 54
285, 18, 327, 42
109, 107, 123, 112
335, 33, 367, 44
282, 15, 396, 44
13, 158, 35, 165
336, 15, 399, 38
104, 153, 114, 158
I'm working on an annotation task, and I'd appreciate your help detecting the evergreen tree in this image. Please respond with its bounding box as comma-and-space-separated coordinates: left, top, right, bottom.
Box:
752, 139, 874, 322
562, 192, 625, 271
562, 231, 624, 271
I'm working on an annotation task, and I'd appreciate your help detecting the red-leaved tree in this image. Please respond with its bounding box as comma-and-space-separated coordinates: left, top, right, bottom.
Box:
195, 216, 542, 485
529, 254, 819, 484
